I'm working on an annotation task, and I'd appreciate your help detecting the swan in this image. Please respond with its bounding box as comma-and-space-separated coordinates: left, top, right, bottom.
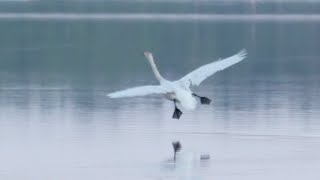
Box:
171, 141, 210, 162
107, 49, 247, 119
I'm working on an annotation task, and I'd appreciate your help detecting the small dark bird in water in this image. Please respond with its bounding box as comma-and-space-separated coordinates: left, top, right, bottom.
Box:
172, 141, 182, 161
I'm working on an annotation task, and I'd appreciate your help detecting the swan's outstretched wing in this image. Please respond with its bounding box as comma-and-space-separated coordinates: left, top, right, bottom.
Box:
107, 85, 171, 98
179, 49, 247, 87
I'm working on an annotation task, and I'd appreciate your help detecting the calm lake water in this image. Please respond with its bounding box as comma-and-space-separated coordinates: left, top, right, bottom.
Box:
0, 1, 320, 180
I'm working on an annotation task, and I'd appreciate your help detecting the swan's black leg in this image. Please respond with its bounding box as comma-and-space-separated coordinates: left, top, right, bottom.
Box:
192, 93, 212, 105
172, 100, 183, 119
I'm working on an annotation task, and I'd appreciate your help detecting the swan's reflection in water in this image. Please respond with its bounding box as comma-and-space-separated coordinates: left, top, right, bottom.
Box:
160, 152, 211, 180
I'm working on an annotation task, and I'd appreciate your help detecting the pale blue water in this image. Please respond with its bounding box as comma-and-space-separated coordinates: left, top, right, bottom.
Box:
0, 1, 320, 180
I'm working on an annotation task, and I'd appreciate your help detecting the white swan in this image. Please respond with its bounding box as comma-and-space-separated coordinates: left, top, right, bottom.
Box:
108, 49, 247, 119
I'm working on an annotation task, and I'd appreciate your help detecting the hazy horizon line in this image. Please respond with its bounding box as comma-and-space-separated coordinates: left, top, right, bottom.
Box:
0, 13, 320, 22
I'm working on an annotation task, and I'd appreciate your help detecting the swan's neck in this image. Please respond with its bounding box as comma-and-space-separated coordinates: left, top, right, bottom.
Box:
147, 56, 164, 82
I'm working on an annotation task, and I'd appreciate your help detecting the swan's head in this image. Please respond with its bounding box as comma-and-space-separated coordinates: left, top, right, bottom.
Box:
144, 51, 153, 60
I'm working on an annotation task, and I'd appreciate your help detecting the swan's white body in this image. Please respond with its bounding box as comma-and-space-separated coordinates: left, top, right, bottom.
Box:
108, 49, 247, 110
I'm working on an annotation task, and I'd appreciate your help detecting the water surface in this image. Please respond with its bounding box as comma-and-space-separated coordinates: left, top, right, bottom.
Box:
0, 1, 320, 180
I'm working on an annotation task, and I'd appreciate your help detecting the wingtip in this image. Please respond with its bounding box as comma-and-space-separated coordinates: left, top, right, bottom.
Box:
106, 93, 116, 98
238, 48, 247, 59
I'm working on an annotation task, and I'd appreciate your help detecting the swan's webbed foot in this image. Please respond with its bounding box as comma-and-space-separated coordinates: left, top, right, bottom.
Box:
192, 93, 212, 105
172, 100, 183, 119
200, 97, 211, 105
172, 107, 183, 119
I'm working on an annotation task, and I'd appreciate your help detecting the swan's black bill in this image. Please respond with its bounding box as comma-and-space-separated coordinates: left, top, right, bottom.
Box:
172, 107, 183, 119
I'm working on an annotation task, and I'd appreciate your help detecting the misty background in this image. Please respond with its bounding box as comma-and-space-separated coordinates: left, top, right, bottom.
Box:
0, 1, 319, 180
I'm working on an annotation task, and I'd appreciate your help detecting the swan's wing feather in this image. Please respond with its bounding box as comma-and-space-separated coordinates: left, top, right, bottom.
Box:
107, 85, 171, 98
179, 49, 247, 87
